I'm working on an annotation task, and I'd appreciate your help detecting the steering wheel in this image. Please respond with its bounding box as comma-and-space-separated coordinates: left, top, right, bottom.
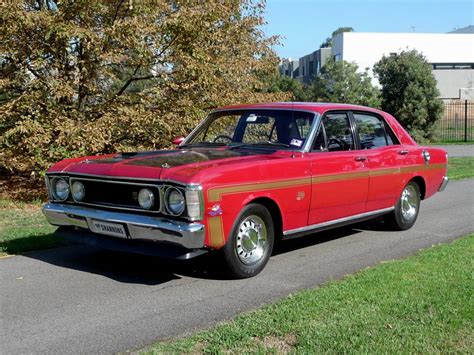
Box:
328, 138, 345, 151
213, 135, 233, 143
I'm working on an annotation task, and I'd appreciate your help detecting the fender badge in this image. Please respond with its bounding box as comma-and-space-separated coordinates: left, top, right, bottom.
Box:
296, 191, 305, 201
208, 204, 223, 217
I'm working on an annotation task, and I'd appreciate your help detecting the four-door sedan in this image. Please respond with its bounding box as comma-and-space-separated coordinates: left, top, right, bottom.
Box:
42, 102, 449, 278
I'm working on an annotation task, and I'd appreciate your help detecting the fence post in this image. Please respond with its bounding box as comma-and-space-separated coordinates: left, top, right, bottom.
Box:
465, 100, 468, 143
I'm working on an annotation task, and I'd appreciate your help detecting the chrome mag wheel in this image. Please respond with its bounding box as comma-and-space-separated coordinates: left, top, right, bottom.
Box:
235, 215, 268, 265
400, 184, 418, 221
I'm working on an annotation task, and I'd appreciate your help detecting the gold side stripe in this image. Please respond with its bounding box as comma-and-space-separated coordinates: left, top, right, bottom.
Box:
312, 171, 369, 183
207, 162, 446, 247
208, 177, 312, 202
208, 163, 447, 202
208, 216, 225, 248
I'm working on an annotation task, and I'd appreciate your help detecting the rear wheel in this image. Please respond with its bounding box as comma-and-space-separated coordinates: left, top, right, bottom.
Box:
223, 203, 274, 278
385, 181, 421, 231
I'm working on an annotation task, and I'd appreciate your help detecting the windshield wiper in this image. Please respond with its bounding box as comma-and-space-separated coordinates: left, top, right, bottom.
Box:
265, 141, 290, 148
179, 142, 226, 149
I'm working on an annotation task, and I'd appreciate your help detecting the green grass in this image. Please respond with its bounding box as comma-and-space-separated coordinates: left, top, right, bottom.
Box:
146, 235, 474, 353
0, 199, 60, 256
448, 157, 474, 180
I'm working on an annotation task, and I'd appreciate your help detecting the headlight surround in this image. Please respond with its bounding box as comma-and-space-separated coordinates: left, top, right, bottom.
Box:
52, 177, 69, 201
165, 187, 185, 215
138, 188, 155, 210
71, 181, 86, 201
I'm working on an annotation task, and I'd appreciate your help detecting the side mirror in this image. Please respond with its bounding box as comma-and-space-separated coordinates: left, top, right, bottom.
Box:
172, 136, 185, 146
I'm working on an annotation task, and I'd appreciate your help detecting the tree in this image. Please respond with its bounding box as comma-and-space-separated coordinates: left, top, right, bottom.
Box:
308, 59, 381, 107
320, 26, 353, 48
0, 0, 287, 176
374, 50, 443, 142
263, 74, 309, 101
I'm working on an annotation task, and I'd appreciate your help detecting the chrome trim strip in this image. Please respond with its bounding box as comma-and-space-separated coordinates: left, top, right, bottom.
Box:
42, 203, 205, 249
438, 176, 449, 192
47, 172, 199, 188
69, 176, 161, 187
283, 207, 395, 236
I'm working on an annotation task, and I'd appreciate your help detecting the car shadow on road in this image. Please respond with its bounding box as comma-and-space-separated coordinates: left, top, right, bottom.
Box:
22, 222, 383, 284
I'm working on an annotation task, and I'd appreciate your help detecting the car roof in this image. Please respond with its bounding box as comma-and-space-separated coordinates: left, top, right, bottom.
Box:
215, 102, 384, 115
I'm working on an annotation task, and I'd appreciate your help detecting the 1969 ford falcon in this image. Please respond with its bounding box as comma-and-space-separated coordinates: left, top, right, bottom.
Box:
42, 102, 448, 278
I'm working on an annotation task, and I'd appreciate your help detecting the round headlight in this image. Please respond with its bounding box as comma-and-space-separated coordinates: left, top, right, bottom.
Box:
52, 178, 69, 201
71, 181, 86, 201
138, 188, 155, 210
165, 187, 185, 215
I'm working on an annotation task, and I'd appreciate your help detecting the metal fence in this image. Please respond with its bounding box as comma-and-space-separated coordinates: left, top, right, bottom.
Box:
433, 100, 474, 142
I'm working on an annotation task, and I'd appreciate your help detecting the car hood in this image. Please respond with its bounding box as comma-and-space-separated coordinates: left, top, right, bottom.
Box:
50, 148, 288, 183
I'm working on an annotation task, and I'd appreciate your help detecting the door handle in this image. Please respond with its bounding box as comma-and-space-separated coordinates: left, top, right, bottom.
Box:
354, 156, 367, 162
398, 150, 409, 155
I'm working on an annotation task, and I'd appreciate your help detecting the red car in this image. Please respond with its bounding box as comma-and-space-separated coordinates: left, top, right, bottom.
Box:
42, 103, 448, 278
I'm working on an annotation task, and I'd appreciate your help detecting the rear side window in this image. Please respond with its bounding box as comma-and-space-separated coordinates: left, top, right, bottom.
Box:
353, 113, 394, 149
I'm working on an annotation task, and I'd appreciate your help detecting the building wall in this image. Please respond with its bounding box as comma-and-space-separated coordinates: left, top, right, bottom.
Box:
433, 70, 474, 99
332, 32, 474, 99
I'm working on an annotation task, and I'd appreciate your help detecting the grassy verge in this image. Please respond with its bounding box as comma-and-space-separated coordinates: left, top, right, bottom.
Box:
448, 157, 474, 180
146, 235, 474, 353
0, 199, 59, 256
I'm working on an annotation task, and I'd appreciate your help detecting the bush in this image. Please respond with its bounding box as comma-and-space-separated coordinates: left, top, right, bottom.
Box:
373, 50, 443, 142
0, 0, 287, 178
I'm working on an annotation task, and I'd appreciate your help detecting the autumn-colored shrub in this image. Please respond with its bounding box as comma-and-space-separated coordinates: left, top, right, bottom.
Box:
0, 0, 288, 179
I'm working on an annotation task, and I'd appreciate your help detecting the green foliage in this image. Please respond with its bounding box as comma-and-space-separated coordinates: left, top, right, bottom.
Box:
308, 59, 381, 107
320, 26, 354, 48
374, 50, 443, 142
263, 74, 310, 101
0, 0, 287, 176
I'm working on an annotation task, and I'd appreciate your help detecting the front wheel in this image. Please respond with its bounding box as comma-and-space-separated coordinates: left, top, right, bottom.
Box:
223, 204, 274, 278
385, 181, 421, 231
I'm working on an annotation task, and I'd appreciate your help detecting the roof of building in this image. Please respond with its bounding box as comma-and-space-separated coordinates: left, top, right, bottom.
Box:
448, 25, 474, 34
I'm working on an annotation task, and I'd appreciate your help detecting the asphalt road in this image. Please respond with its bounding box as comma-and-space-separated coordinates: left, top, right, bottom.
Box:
1, 179, 473, 354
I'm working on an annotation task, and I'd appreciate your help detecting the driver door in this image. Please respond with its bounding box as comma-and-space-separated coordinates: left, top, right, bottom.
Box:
308, 112, 369, 225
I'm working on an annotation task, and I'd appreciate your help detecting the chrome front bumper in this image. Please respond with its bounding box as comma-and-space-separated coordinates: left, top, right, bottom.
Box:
438, 176, 449, 192
42, 203, 205, 249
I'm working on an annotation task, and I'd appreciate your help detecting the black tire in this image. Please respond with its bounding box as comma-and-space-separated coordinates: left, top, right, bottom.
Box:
385, 181, 421, 231
223, 203, 274, 278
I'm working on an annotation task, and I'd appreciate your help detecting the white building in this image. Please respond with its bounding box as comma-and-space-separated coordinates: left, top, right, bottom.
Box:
331, 30, 474, 100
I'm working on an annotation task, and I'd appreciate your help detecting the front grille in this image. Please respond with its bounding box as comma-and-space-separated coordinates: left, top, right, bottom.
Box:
69, 177, 162, 213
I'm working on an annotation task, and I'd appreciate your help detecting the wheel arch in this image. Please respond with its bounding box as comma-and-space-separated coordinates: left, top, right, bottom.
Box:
247, 197, 283, 240
409, 176, 426, 200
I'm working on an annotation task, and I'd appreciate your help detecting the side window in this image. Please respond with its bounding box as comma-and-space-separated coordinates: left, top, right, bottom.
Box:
353, 113, 391, 149
323, 113, 354, 151
312, 125, 326, 152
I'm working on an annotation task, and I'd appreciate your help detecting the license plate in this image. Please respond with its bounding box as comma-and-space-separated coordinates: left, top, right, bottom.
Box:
89, 220, 127, 238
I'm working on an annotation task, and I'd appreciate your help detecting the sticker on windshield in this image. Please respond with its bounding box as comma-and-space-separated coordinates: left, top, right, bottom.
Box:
290, 139, 303, 147
246, 114, 257, 122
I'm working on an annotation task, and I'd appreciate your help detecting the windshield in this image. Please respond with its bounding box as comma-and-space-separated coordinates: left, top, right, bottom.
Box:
185, 109, 315, 150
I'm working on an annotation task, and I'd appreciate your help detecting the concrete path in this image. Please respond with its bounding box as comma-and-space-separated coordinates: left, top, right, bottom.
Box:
1, 179, 473, 354
429, 144, 474, 157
